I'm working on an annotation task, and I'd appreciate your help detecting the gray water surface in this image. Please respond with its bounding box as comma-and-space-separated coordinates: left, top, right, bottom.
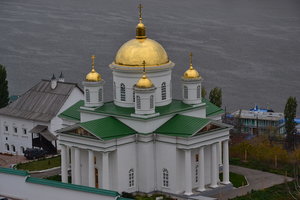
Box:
0, 0, 299, 113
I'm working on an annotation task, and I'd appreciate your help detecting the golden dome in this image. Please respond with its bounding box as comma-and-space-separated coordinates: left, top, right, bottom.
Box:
136, 74, 154, 88
86, 69, 101, 82
85, 55, 102, 82
114, 4, 169, 67
114, 38, 169, 67
183, 52, 201, 79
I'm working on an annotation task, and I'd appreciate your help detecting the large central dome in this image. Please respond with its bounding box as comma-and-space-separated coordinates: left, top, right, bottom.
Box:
114, 38, 169, 67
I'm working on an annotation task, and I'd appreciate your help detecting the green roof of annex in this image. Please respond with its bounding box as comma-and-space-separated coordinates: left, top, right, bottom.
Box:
59, 98, 224, 121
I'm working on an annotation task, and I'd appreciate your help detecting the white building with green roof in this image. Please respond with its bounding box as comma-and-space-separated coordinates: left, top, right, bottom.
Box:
57, 6, 231, 197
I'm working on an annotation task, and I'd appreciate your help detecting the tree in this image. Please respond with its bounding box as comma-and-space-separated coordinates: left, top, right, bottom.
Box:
209, 87, 222, 107
201, 86, 207, 98
0, 64, 9, 108
284, 96, 297, 151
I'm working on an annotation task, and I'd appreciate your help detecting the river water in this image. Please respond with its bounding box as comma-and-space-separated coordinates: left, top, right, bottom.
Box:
0, 0, 299, 113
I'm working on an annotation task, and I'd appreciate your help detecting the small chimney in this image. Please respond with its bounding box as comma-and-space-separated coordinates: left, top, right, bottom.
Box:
51, 74, 57, 89
59, 72, 65, 82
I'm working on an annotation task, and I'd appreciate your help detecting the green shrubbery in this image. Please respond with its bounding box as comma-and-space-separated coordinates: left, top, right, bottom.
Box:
230, 136, 300, 177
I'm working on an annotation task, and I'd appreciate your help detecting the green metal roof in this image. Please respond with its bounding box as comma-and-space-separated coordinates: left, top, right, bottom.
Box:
202, 98, 224, 117
0, 167, 29, 176
91, 99, 194, 118
58, 100, 83, 121
26, 177, 120, 197
155, 114, 211, 137
58, 98, 223, 121
80, 117, 136, 140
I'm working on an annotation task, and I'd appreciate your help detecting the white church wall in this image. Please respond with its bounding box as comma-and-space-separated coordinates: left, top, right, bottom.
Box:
112, 69, 172, 108
80, 149, 89, 186
50, 87, 83, 134
180, 104, 206, 118
137, 136, 155, 193
204, 145, 212, 185
116, 141, 137, 193
80, 111, 106, 123
0, 172, 119, 200
156, 141, 177, 194
0, 115, 48, 155
109, 150, 119, 191
118, 115, 173, 134
175, 149, 185, 194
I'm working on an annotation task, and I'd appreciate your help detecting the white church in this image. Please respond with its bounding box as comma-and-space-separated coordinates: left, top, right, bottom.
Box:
57, 6, 231, 196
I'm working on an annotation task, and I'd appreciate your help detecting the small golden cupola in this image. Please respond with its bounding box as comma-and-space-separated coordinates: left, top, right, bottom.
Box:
86, 55, 101, 82
136, 61, 154, 88
183, 52, 201, 79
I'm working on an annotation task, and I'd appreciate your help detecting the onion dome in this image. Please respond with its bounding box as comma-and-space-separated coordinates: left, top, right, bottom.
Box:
113, 4, 169, 67
136, 61, 154, 88
183, 52, 201, 79
86, 55, 101, 82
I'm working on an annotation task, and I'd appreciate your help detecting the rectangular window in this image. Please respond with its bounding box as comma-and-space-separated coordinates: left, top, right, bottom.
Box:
23, 128, 27, 135
14, 127, 17, 133
5, 126, 8, 132
195, 154, 199, 162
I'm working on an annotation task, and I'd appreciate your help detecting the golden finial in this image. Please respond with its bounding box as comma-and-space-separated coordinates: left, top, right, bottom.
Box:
142, 60, 146, 74
91, 55, 96, 70
138, 4, 143, 22
136, 3, 146, 39
182, 52, 201, 79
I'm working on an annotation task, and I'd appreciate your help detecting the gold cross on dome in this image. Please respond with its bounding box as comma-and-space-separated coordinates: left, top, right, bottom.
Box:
138, 4, 143, 21
91, 55, 96, 69
189, 52, 193, 66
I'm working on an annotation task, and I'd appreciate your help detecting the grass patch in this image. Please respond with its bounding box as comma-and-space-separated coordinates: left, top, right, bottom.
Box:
16, 156, 61, 171
44, 174, 72, 183
219, 172, 247, 188
230, 181, 300, 200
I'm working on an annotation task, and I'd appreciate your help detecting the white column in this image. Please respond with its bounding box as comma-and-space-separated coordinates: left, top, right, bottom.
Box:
61, 144, 68, 183
74, 147, 81, 185
71, 147, 75, 184
222, 140, 230, 184
210, 143, 218, 188
197, 146, 205, 191
218, 141, 222, 165
88, 150, 95, 187
184, 149, 193, 195
102, 152, 110, 189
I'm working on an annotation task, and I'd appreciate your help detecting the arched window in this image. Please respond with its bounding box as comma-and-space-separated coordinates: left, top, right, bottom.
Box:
5, 143, 9, 151
98, 88, 102, 102
133, 90, 135, 102
113, 82, 116, 99
195, 165, 199, 183
120, 83, 126, 101
161, 82, 166, 100
85, 89, 90, 102
197, 85, 201, 99
184, 86, 188, 99
162, 168, 169, 187
136, 96, 141, 109
150, 95, 154, 109
129, 169, 134, 187
20, 146, 25, 153
12, 145, 16, 152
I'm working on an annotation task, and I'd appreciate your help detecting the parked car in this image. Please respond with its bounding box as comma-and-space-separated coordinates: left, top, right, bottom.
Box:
24, 148, 46, 160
